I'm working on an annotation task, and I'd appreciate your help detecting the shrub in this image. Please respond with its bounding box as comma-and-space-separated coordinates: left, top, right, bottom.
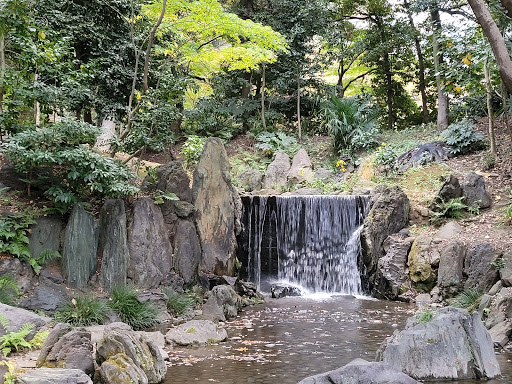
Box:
323, 95, 379, 153
180, 135, 206, 168
54, 294, 109, 326
2, 119, 139, 211
255, 131, 299, 157
374, 143, 399, 167
449, 287, 482, 311
441, 119, 484, 155
164, 289, 196, 316
109, 285, 159, 330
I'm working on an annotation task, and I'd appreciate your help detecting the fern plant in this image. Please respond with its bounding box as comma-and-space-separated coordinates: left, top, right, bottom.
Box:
0, 275, 19, 305
0, 323, 34, 356
0, 216, 33, 260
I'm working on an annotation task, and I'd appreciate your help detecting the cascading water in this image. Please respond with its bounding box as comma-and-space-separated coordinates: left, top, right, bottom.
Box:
237, 195, 369, 294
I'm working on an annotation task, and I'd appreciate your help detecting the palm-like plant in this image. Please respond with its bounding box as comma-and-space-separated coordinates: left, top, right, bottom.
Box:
323, 95, 379, 153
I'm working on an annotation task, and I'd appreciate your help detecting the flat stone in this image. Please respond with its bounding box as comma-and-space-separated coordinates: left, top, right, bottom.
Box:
165, 320, 227, 346
17, 368, 92, 384
488, 320, 512, 348
435, 221, 462, 240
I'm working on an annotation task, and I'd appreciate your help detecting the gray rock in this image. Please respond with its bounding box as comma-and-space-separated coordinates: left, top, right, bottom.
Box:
488, 320, 512, 348
128, 197, 173, 289
173, 219, 201, 284
431, 175, 462, 211
98, 353, 148, 384
479, 294, 492, 317
142, 160, 192, 203
500, 251, 512, 287
438, 240, 466, 296
462, 172, 491, 209
61, 204, 98, 288
464, 243, 500, 292
361, 185, 410, 291
174, 201, 195, 218
271, 283, 304, 298
17, 368, 92, 384
373, 235, 413, 299
0, 303, 51, 337
0, 257, 36, 293
263, 152, 290, 189
415, 293, 432, 304
408, 235, 436, 287
165, 320, 227, 346
314, 167, 332, 180
489, 280, 503, 296
136, 291, 171, 323
37, 326, 94, 375
96, 322, 167, 383
435, 221, 462, 240
98, 199, 129, 293
28, 216, 62, 260
485, 287, 512, 329
193, 138, 241, 276
237, 169, 264, 192
289, 188, 323, 195
209, 285, 241, 320
297, 358, 421, 384
159, 271, 184, 293
19, 277, 69, 314
377, 306, 500, 380
287, 149, 314, 184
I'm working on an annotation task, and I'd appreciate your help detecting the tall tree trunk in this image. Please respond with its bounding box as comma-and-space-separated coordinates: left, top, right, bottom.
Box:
84, 109, 92, 124
297, 71, 302, 140
502, 82, 512, 139
261, 63, 266, 131
143, 0, 167, 92
404, 0, 429, 124
484, 60, 497, 156
467, 0, 512, 94
430, 3, 449, 130
376, 18, 394, 130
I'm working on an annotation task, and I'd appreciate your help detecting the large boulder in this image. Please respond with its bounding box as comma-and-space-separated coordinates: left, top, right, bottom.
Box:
501, 251, 512, 287
128, 197, 173, 289
407, 235, 437, 288
98, 199, 129, 292
0, 257, 36, 293
173, 219, 201, 284
297, 359, 421, 384
165, 320, 227, 346
464, 243, 500, 292
202, 285, 241, 321
373, 235, 413, 299
61, 204, 98, 288
28, 216, 62, 260
287, 149, 314, 184
437, 240, 466, 296
462, 172, 491, 209
96, 322, 167, 384
37, 324, 94, 375
0, 303, 51, 337
19, 276, 69, 314
431, 174, 462, 211
237, 169, 263, 192
17, 368, 92, 384
263, 152, 290, 189
96, 353, 148, 384
142, 160, 192, 203
193, 138, 241, 276
361, 185, 410, 291
377, 306, 500, 380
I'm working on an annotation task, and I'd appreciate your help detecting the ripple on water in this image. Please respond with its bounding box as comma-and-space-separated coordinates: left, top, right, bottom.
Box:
164, 296, 512, 384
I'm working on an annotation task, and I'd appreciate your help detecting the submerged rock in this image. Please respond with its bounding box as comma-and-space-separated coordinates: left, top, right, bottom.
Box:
377, 306, 500, 380
297, 358, 420, 384
165, 320, 227, 346
271, 283, 304, 299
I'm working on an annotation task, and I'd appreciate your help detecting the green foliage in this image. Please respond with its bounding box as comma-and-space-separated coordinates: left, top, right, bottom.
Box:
431, 197, 476, 224
180, 136, 206, 168
323, 95, 379, 153
482, 152, 496, 170
153, 191, 179, 205
54, 294, 108, 326
0, 323, 34, 356
450, 287, 482, 311
255, 131, 299, 157
2, 119, 139, 210
441, 120, 484, 155
109, 285, 159, 330
416, 309, 434, 323
0, 275, 19, 305
490, 257, 506, 270
374, 144, 399, 167
164, 289, 197, 316
0, 216, 33, 261
504, 203, 512, 225
0, 360, 20, 384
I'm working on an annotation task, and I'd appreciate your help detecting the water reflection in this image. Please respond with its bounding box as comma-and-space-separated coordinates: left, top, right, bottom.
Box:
164, 296, 512, 384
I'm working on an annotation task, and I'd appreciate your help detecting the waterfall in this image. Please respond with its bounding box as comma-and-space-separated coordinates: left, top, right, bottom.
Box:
238, 195, 369, 294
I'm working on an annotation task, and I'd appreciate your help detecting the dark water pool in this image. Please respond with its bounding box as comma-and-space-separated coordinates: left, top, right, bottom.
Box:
164, 295, 512, 384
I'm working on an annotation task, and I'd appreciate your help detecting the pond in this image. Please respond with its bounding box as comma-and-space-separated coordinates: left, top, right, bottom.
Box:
164, 295, 512, 383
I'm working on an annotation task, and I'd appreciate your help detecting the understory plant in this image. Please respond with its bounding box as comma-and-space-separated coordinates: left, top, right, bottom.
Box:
54, 294, 109, 326
441, 119, 484, 155
255, 131, 299, 157
109, 285, 159, 330
431, 197, 479, 224
180, 135, 206, 168
164, 289, 197, 316
323, 94, 379, 153
0, 315, 48, 356
2, 119, 138, 211
0, 275, 19, 305
449, 287, 482, 311
415, 308, 434, 323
